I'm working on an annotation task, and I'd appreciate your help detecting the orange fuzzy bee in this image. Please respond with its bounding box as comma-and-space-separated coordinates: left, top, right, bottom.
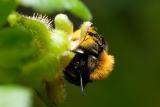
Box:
63, 22, 114, 92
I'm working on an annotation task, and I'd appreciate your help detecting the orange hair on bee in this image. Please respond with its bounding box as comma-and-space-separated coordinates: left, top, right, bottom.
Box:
90, 50, 114, 80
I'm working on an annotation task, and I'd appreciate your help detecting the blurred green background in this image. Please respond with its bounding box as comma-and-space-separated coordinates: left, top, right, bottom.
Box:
60, 0, 160, 107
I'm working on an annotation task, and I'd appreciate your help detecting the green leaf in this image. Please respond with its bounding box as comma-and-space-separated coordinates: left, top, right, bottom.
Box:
0, 85, 32, 107
19, 0, 92, 20
55, 14, 73, 34
6, 13, 74, 106
65, 0, 92, 21
0, 27, 35, 83
51, 30, 70, 55
0, 0, 16, 27
0, 27, 35, 69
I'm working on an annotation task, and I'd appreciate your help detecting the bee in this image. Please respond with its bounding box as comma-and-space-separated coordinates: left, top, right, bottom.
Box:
63, 22, 114, 92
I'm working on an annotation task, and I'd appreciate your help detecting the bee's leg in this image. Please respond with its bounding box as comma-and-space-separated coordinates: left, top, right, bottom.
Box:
79, 71, 85, 95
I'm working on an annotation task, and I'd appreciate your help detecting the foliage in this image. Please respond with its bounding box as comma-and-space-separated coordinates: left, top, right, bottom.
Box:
0, 85, 32, 107
20, 0, 92, 20
0, 0, 16, 27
